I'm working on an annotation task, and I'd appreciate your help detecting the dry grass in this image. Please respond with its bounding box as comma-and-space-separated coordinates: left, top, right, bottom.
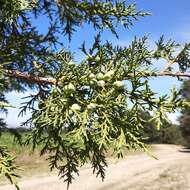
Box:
0, 132, 54, 185
0, 149, 52, 185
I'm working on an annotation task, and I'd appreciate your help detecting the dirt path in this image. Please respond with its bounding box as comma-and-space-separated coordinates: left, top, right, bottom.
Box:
1, 144, 190, 190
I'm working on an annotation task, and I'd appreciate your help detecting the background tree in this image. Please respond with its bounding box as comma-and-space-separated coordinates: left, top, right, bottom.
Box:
1, 0, 190, 189
179, 80, 190, 146
139, 111, 184, 145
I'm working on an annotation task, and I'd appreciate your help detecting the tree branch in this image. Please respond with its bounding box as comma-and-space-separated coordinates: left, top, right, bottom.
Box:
4, 69, 57, 85
143, 71, 190, 78
3, 69, 190, 86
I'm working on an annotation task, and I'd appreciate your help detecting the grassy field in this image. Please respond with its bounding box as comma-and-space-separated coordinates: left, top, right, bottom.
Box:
0, 131, 152, 185
0, 132, 53, 185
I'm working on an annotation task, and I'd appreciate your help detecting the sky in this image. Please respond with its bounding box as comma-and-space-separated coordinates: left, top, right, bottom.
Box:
2, 0, 190, 127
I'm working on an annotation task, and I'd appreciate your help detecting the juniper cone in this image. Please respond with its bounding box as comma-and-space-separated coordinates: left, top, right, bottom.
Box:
1, 0, 190, 189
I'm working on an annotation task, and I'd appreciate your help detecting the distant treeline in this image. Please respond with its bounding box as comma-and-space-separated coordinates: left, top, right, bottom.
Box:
2, 120, 186, 147
141, 112, 185, 145
1, 127, 30, 133
0, 110, 186, 147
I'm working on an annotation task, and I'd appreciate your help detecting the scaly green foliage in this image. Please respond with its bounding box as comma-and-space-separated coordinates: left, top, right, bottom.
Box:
0, 0, 190, 189
0, 146, 19, 189
26, 36, 190, 187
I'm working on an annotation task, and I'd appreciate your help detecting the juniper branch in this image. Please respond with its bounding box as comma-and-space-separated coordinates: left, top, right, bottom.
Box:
3, 69, 190, 86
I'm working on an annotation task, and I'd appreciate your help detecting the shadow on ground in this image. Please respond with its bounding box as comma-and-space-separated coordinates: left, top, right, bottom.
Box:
179, 147, 190, 153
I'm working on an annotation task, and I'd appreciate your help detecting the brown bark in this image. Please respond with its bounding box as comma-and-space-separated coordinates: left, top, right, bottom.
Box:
4, 69, 57, 85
